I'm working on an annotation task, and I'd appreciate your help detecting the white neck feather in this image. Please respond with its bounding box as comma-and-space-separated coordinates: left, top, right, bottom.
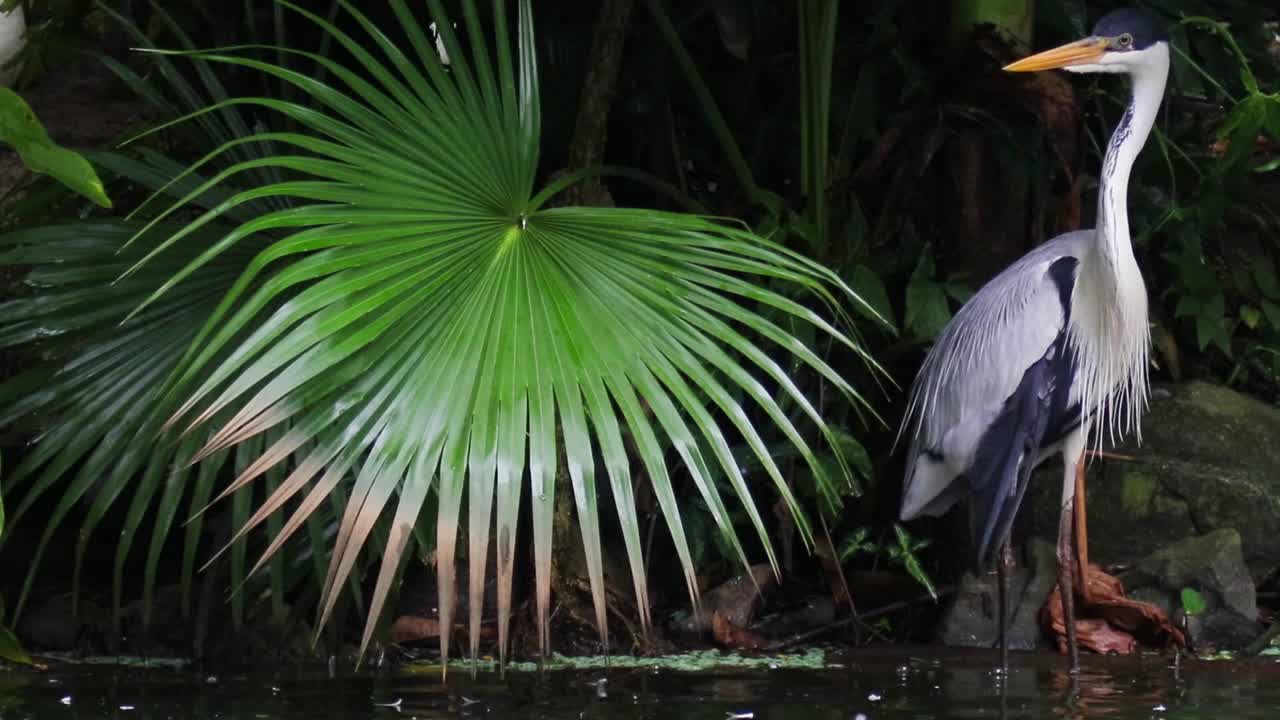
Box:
1069, 45, 1168, 445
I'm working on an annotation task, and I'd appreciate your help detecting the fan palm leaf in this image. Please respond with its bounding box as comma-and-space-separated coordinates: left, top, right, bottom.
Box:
129, 0, 885, 663
0, 220, 238, 627
0, 4, 343, 634
4, 0, 887, 665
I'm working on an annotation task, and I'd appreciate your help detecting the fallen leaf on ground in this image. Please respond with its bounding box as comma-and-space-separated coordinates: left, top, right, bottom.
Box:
389, 615, 497, 645
1047, 614, 1137, 655
390, 616, 442, 644
1042, 562, 1186, 655
0, 624, 42, 668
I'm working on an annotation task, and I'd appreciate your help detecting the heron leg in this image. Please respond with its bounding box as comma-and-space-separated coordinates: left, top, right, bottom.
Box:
1073, 448, 1092, 604
997, 542, 1012, 672
1057, 495, 1081, 673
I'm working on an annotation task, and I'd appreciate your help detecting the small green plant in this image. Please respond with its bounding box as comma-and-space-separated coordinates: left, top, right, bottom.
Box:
1180, 586, 1207, 616
889, 524, 937, 601
835, 524, 938, 602
837, 526, 876, 562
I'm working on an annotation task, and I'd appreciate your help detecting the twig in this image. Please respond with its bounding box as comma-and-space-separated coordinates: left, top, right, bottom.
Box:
764, 585, 956, 651
1244, 621, 1280, 657
1085, 449, 1137, 461
817, 513, 856, 615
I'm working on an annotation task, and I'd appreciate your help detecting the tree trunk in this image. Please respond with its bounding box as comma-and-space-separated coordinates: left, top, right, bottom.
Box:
940, 0, 1085, 282
563, 0, 636, 208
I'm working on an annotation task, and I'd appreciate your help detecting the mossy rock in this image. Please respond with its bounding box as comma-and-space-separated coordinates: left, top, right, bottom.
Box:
935, 538, 1058, 650
1029, 381, 1280, 581
1119, 529, 1260, 650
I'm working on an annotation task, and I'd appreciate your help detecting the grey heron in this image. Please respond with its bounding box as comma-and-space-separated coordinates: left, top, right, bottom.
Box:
897, 8, 1170, 671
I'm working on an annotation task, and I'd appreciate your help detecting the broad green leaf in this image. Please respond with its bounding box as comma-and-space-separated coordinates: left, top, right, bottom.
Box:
823, 428, 871, 494
846, 264, 896, 331
1255, 155, 1280, 173
1262, 300, 1280, 330
905, 247, 951, 339
943, 280, 974, 305
1181, 587, 1207, 616
1217, 96, 1265, 172
0, 88, 113, 208
1240, 305, 1262, 330
1195, 293, 1229, 354
1264, 98, 1280, 142
1255, 266, 1280, 300
0, 623, 32, 666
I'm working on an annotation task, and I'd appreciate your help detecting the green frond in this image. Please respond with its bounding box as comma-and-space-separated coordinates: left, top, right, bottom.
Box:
1, 0, 882, 667
0, 4, 326, 635
119, 0, 881, 666
0, 220, 238, 623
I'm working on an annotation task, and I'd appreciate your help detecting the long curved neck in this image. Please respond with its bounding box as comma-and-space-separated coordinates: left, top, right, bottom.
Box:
1069, 49, 1169, 445
1095, 54, 1169, 263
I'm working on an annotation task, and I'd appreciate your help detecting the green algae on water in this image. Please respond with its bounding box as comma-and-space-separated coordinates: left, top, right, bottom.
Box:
408, 648, 829, 674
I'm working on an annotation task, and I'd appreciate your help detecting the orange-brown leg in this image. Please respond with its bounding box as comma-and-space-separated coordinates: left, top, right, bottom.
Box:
1056, 497, 1081, 673
1073, 449, 1092, 605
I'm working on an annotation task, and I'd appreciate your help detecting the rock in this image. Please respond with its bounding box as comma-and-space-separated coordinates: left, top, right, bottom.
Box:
1118, 529, 1261, 650
672, 564, 775, 634
1123, 530, 1256, 619
711, 610, 768, 650
749, 595, 837, 641
16, 593, 108, 652
1029, 381, 1280, 582
936, 538, 1057, 649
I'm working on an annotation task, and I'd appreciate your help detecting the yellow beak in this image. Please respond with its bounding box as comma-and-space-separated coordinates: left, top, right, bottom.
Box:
1003, 38, 1109, 72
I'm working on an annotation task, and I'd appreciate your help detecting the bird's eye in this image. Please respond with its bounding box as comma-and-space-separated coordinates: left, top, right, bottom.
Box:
1117, 33, 1134, 48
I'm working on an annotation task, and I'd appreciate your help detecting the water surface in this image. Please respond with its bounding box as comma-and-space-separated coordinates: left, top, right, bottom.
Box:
3, 647, 1278, 719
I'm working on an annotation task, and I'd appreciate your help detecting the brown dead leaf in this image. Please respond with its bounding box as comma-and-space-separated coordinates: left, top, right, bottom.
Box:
1045, 612, 1137, 655
389, 615, 442, 644
711, 610, 767, 650
389, 615, 497, 645
1042, 563, 1186, 655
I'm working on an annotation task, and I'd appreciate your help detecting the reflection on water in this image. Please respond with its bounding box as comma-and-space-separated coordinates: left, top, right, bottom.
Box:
2, 647, 1279, 719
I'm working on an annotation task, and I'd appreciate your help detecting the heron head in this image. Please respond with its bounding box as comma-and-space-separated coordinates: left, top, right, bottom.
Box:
1003, 8, 1169, 76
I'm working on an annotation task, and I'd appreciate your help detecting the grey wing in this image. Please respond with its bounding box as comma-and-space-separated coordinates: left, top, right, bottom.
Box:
898, 234, 1086, 521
